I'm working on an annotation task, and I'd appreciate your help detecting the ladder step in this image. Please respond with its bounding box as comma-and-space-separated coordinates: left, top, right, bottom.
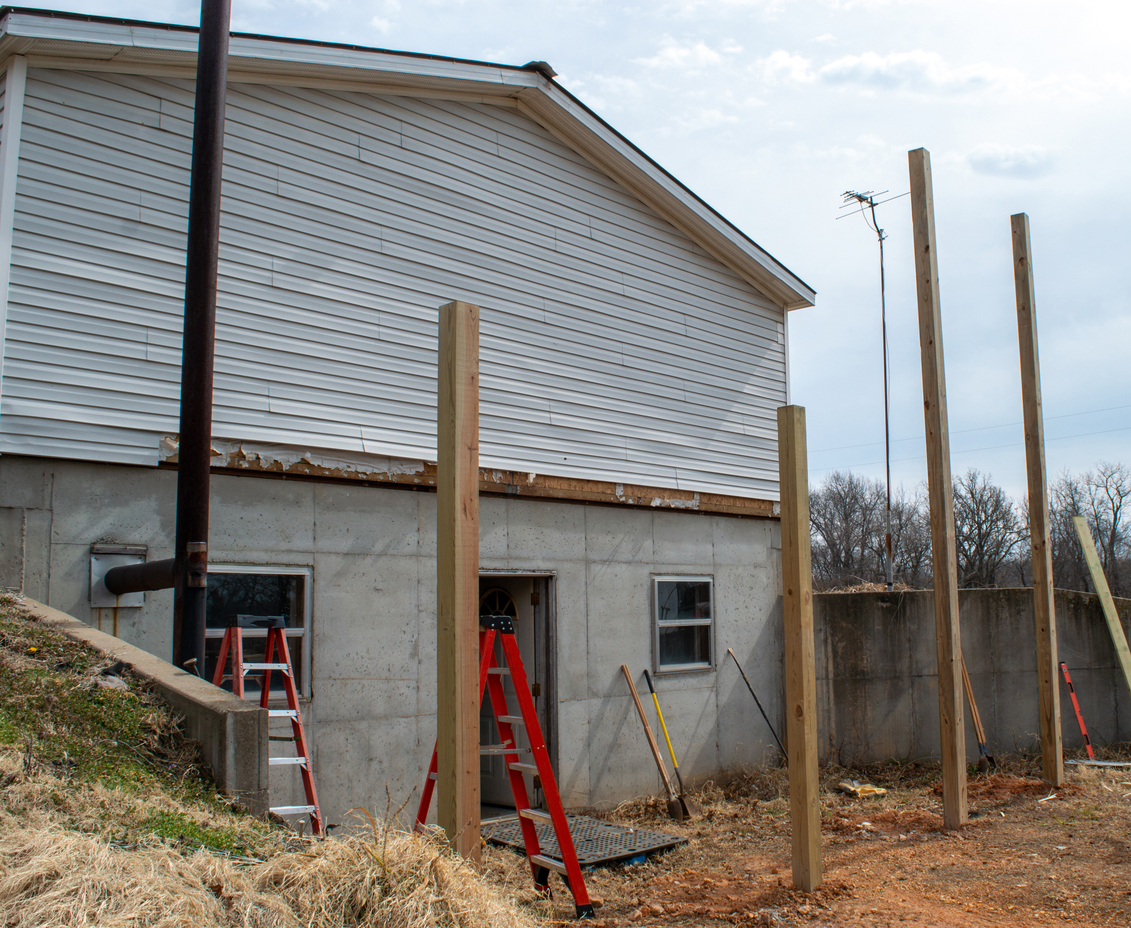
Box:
427, 772, 437, 781
518, 808, 553, 825
487, 667, 510, 675
508, 762, 539, 776
480, 745, 530, 756
271, 805, 316, 815
269, 735, 295, 742
269, 709, 299, 719
270, 756, 309, 766
529, 853, 567, 875
242, 662, 291, 673
498, 715, 524, 725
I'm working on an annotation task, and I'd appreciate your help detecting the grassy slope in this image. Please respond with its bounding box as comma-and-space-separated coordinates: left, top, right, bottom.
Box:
0, 593, 539, 928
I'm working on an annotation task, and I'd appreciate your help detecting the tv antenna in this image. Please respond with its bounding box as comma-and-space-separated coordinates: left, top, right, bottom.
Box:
839, 189, 907, 590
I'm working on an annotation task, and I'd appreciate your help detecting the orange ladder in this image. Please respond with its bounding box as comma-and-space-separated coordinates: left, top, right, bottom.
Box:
416, 613, 594, 919
212, 617, 323, 836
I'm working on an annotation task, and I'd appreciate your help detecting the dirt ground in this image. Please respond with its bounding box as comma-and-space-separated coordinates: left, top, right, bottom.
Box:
482, 754, 1131, 928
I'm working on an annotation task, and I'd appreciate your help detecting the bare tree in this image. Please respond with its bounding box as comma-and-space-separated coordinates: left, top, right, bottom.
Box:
809, 471, 886, 589
1049, 471, 1090, 592
890, 484, 932, 588
1083, 462, 1131, 595
952, 470, 1021, 588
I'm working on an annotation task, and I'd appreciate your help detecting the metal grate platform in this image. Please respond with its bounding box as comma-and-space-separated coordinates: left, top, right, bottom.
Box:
483, 813, 684, 868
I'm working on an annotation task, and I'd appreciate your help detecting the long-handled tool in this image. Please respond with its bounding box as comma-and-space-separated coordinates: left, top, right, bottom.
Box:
621, 664, 684, 822
960, 654, 995, 771
726, 648, 786, 758
643, 670, 697, 819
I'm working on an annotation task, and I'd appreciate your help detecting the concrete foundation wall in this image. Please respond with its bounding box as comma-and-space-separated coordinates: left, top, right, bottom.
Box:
0, 456, 784, 820
816, 589, 1131, 765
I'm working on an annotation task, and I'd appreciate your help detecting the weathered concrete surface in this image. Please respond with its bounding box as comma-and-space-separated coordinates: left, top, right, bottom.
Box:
815, 589, 1131, 765
24, 598, 269, 812
0, 455, 784, 817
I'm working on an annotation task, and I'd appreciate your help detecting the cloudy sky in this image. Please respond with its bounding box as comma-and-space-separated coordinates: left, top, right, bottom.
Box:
29, 0, 1131, 498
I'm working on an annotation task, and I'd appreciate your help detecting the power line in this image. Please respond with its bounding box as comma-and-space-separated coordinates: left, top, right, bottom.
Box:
810, 422, 1131, 475
809, 402, 1131, 455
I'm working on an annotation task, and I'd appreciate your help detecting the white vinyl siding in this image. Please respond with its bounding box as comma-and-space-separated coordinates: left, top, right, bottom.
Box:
0, 68, 787, 497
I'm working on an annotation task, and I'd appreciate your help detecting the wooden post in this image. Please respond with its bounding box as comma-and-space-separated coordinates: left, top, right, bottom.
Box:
1073, 516, 1131, 699
908, 148, 967, 829
777, 404, 821, 891
1011, 213, 1064, 786
436, 300, 480, 859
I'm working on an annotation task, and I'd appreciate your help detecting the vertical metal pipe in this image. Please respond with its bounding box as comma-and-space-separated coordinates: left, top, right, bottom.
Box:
173, 0, 232, 672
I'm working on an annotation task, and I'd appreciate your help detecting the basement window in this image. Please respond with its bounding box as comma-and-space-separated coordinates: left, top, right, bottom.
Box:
653, 576, 713, 672
204, 565, 313, 699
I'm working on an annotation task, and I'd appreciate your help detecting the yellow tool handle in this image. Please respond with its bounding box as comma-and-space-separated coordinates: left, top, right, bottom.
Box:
644, 669, 681, 771
650, 691, 680, 771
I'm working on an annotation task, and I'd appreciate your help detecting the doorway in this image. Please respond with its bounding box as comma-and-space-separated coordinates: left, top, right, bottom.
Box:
478, 572, 553, 820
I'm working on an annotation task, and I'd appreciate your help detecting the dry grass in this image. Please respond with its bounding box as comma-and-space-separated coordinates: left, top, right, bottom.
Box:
0, 820, 540, 928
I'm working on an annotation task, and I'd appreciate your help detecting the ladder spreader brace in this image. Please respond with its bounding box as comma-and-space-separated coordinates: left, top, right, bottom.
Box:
416, 614, 595, 919
213, 616, 323, 836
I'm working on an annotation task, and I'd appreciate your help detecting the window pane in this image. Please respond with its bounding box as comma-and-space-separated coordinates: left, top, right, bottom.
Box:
206, 573, 303, 629
205, 573, 306, 697
659, 624, 711, 667
656, 580, 711, 623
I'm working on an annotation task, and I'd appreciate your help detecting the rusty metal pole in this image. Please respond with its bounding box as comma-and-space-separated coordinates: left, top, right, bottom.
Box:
173, 0, 231, 673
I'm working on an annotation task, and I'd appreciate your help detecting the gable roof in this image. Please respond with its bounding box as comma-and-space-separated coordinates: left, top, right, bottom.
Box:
0, 6, 815, 310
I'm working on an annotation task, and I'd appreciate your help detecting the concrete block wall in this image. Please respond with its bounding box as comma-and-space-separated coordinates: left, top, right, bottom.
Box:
0, 455, 785, 820
815, 589, 1131, 765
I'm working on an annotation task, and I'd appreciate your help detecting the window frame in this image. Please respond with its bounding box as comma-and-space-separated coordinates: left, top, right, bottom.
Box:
204, 563, 314, 699
652, 574, 715, 674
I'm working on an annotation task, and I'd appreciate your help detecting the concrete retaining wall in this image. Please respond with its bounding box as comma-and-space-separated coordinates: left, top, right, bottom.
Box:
815, 589, 1131, 765
25, 598, 269, 812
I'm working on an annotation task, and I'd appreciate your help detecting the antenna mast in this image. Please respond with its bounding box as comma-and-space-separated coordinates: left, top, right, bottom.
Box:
842, 189, 897, 590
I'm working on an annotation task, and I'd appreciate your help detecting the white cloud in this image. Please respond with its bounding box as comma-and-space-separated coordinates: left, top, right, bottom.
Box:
967, 143, 1055, 178
816, 50, 1021, 94
635, 39, 728, 69
369, 16, 392, 34
678, 108, 743, 131
759, 50, 815, 84
665, 0, 797, 12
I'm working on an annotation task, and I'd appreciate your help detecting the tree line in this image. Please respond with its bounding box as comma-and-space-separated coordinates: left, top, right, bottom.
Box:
809, 463, 1131, 595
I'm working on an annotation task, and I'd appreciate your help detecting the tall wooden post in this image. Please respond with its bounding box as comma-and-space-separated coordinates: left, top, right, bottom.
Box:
778, 405, 821, 891
1011, 213, 1064, 786
436, 300, 480, 859
1073, 516, 1131, 698
908, 148, 967, 829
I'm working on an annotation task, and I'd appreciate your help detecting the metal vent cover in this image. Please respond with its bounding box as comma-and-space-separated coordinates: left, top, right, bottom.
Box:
483, 814, 684, 868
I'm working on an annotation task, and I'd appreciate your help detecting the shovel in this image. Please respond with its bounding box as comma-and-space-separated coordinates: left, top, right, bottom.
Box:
643, 670, 698, 818
960, 655, 996, 771
621, 665, 684, 822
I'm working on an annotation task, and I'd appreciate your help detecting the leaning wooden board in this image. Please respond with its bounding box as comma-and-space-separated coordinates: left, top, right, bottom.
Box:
1073, 515, 1131, 699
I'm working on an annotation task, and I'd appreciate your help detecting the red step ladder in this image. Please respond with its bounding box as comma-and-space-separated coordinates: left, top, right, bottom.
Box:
1060, 661, 1095, 759
416, 614, 594, 919
213, 617, 323, 836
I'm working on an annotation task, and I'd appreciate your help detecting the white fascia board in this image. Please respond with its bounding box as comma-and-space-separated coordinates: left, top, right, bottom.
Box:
1, 11, 540, 91
0, 55, 27, 424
